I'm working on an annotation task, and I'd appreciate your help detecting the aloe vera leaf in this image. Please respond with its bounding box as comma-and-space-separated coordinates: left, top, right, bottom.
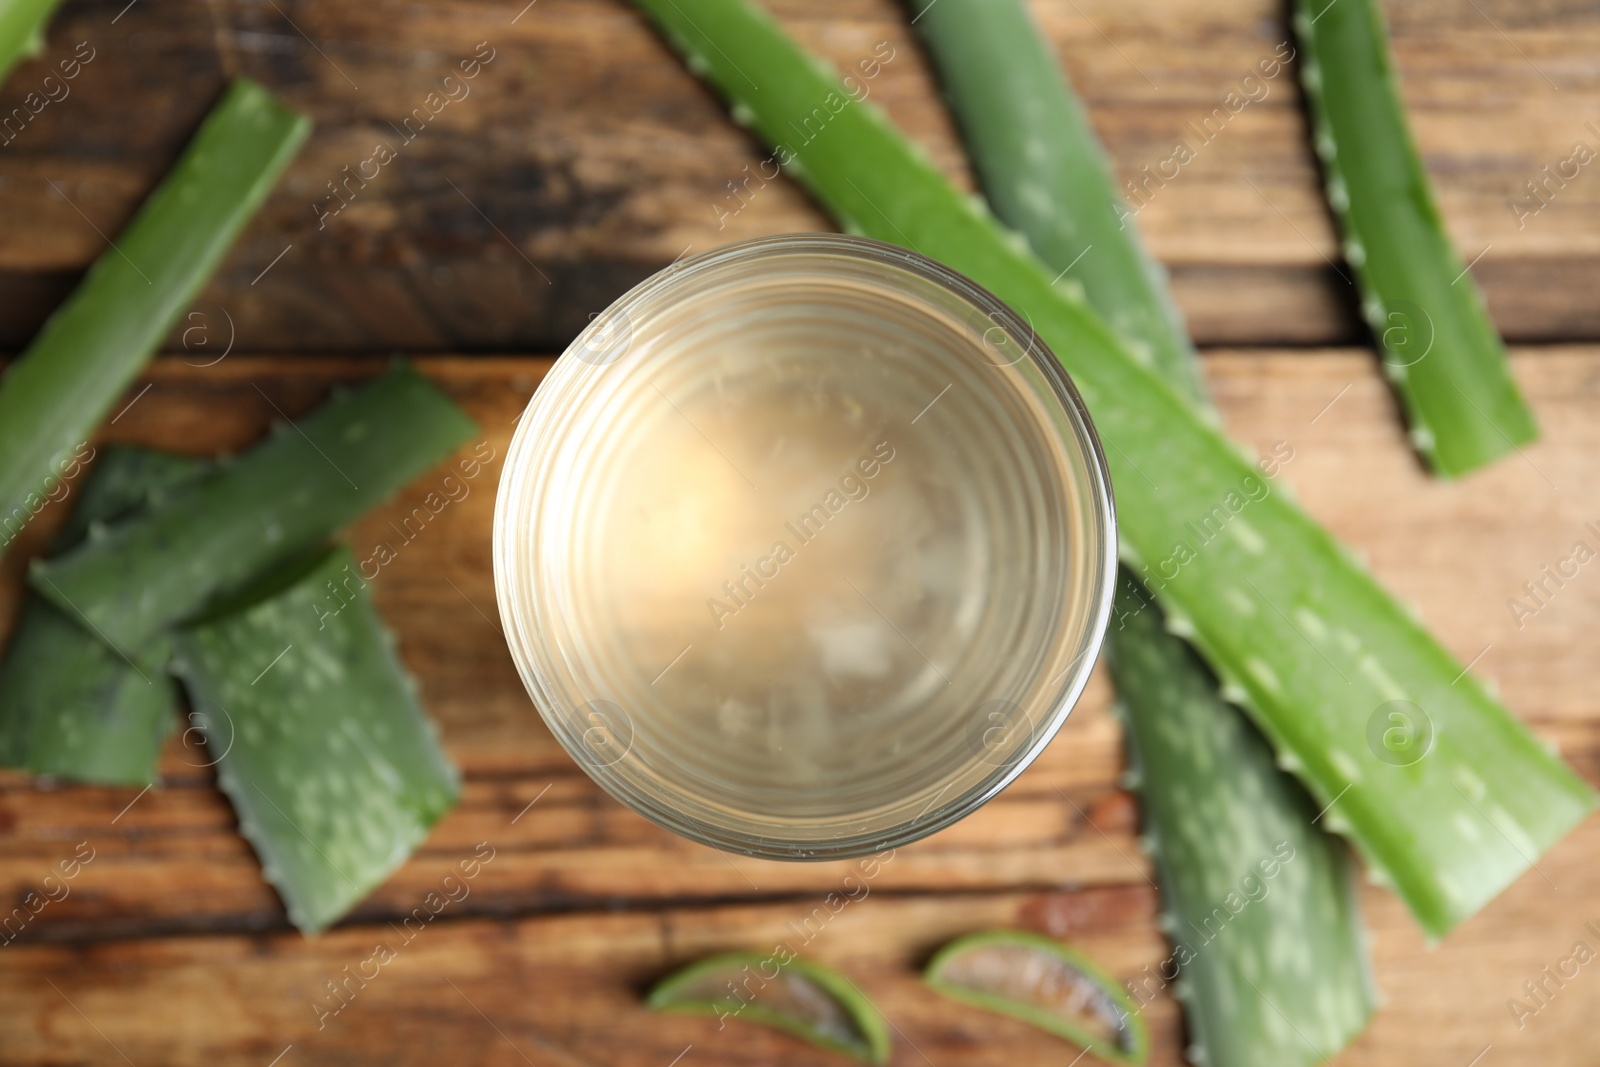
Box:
1107, 577, 1375, 1065
910, 0, 1202, 406
0, 0, 62, 84
31, 362, 477, 653
925, 930, 1148, 1064
0, 447, 205, 785
49, 446, 210, 553
0, 607, 173, 783
0, 77, 309, 557
912, 1, 1375, 1059
624, 0, 1596, 937
648, 951, 891, 1064
170, 544, 459, 934
1292, 0, 1535, 476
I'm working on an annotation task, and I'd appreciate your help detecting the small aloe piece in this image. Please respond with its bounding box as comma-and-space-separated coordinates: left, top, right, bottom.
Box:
50, 447, 208, 552
0, 0, 64, 84
32, 362, 477, 653
648, 951, 891, 1063
925, 930, 1148, 1064
170, 545, 460, 934
1292, 0, 1536, 476
625, 0, 1595, 937
0, 78, 309, 558
1107, 577, 1376, 1065
913, 1, 1375, 1060
0, 447, 204, 785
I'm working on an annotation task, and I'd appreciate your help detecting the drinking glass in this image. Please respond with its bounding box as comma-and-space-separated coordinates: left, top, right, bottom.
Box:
494, 234, 1116, 859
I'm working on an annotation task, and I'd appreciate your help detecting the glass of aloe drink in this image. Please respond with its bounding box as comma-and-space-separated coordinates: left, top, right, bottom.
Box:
494, 235, 1114, 857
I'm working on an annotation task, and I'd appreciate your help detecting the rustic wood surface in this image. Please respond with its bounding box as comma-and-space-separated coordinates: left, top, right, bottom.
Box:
4, 0, 1600, 1063
1, 352, 1598, 1066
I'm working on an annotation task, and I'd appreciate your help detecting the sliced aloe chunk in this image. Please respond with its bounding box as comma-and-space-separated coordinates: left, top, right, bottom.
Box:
33, 362, 477, 653
50, 446, 208, 551
913, 1, 1376, 1060
648, 952, 891, 1064
623, 0, 1595, 938
1293, 0, 1536, 476
0, 78, 309, 556
925, 930, 1147, 1064
0, 446, 205, 785
0, 607, 173, 784
1108, 576, 1376, 1064
170, 545, 460, 934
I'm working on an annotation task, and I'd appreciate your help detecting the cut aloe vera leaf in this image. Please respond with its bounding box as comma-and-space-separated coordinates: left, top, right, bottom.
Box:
911, 2, 1375, 1059
0, 605, 174, 784
1108, 576, 1376, 1065
925, 930, 1147, 1064
910, 0, 1202, 407
648, 952, 890, 1064
625, 0, 1595, 937
170, 544, 459, 934
0, 446, 206, 785
0, 0, 63, 84
0, 77, 309, 557
1293, 0, 1535, 476
32, 362, 477, 653
49, 445, 210, 553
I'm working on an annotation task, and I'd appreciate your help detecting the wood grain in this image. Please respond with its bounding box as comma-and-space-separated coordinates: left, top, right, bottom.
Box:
2, 0, 1600, 352
2, 350, 1599, 1064
2, 847, 1599, 1067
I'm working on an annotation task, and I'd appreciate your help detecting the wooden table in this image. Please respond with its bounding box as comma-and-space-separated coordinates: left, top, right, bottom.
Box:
2, 1, 1599, 1064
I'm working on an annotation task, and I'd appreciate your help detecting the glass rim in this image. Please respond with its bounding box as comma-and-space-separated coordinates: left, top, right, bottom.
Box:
494, 232, 1118, 860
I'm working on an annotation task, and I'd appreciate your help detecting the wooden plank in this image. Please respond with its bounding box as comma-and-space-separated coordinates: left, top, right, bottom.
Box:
4, 838, 1600, 1067
0, 349, 1597, 945
2, 0, 1599, 352
0, 891, 1176, 1067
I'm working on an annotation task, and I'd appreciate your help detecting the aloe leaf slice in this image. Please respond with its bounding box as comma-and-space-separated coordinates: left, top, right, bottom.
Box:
1107, 577, 1376, 1065
1293, 0, 1536, 476
925, 930, 1147, 1064
0, 606, 174, 784
0, 77, 309, 558
0, 447, 205, 785
32, 362, 477, 653
648, 951, 891, 1064
913, 1, 1376, 1060
50, 446, 209, 553
910, 0, 1202, 406
0, 0, 64, 85
624, 0, 1596, 938
170, 544, 460, 934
